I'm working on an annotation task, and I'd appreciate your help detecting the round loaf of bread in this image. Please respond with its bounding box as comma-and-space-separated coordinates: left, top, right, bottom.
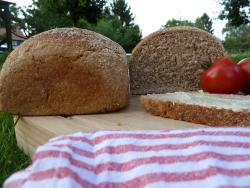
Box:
0, 28, 129, 115
130, 26, 225, 95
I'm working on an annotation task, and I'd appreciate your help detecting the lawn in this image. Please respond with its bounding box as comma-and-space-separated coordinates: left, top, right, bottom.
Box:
0, 113, 31, 186
229, 51, 250, 62
0, 53, 31, 187
0, 50, 249, 186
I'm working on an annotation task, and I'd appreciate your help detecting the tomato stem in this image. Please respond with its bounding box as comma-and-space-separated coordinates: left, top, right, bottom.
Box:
201, 60, 212, 69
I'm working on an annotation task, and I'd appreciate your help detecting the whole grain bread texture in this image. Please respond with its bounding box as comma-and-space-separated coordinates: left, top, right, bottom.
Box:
130, 26, 225, 95
0, 28, 129, 115
141, 92, 250, 127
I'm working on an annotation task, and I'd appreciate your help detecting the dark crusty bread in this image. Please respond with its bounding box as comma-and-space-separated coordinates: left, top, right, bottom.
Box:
130, 26, 225, 95
0, 28, 129, 115
141, 92, 250, 126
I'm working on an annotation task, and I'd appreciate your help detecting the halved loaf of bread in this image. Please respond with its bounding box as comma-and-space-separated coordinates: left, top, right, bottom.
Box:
130, 26, 225, 95
0, 28, 129, 115
141, 92, 250, 126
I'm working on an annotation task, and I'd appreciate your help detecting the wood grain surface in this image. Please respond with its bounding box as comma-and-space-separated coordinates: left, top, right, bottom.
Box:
15, 96, 207, 157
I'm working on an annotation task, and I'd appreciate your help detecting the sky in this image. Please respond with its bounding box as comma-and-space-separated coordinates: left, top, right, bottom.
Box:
10, 0, 227, 39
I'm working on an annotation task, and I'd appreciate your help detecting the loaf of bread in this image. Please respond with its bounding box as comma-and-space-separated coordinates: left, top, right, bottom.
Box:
0, 28, 129, 115
141, 92, 250, 126
130, 26, 225, 95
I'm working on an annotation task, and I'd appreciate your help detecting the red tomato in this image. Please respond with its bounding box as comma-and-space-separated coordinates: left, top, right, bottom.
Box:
238, 57, 250, 94
200, 57, 243, 94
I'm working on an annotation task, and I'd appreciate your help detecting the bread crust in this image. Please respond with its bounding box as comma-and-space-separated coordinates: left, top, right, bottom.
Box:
141, 96, 250, 127
132, 26, 224, 55
130, 26, 225, 95
0, 28, 129, 115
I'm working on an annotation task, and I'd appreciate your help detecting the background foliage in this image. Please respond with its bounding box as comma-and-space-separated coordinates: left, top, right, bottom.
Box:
162, 0, 250, 54
219, 0, 250, 53
7, 0, 250, 53
162, 13, 214, 34
10, 0, 141, 53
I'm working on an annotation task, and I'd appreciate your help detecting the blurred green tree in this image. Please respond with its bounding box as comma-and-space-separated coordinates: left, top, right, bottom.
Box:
195, 13, 214, 33
222, 24, 250, 52
10, 0, 141, 52
40, 0, 106, 25
162, 14, 213, 34
92, 0, 142, 52
111, 0, 134, 27
219, 0, 250, 52
219, 0, 250, 27
163, 18, 195, 28
11, 0, 106, 37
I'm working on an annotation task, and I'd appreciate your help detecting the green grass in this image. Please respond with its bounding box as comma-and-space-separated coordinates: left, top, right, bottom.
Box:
229, 51, 250, 62
0, 113, 31, 186
0, 52, 31, 186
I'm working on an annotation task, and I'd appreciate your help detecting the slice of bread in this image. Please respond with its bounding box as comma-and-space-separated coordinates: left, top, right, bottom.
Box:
130, 26, 225, 95
141, 92, 250, 126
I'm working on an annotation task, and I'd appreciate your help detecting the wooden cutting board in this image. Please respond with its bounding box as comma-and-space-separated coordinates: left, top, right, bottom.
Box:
15, 96, 207, 157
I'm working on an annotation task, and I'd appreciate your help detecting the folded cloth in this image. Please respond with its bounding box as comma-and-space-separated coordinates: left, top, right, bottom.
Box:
4, 128, 250, 188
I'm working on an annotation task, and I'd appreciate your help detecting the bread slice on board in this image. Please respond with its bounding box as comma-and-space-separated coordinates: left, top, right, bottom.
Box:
130, 26, 225, 95
141, 92, 250, 126
0, 28, 129, 116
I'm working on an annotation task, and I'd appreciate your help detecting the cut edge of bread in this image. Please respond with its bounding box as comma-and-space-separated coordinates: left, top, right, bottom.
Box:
140, 94, 250, 127
129, 26, 225, 95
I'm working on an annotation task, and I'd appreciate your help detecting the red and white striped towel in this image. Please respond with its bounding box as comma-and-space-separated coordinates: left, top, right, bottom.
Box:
4, 128, 250, 188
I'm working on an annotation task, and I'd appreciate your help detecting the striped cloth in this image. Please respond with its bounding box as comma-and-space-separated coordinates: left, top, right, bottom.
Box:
4, 128, 250, 188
